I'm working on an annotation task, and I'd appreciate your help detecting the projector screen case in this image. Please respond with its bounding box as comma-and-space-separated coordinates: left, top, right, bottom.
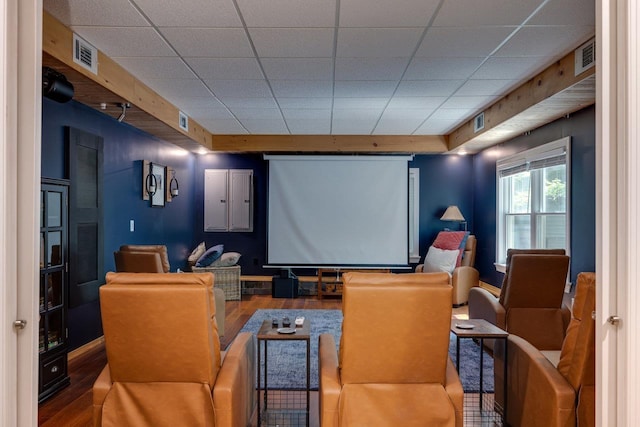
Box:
266, 155, 411, 268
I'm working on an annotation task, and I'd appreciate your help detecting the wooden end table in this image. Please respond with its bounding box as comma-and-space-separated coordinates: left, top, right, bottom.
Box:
450, 318, 508, 422
257, 319, 311, 427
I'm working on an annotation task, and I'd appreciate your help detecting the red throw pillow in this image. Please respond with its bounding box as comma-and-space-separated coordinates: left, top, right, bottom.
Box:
432, 231, 467, 266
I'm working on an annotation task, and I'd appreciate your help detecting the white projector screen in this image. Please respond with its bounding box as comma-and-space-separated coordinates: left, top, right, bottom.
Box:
266, 155, 410, 268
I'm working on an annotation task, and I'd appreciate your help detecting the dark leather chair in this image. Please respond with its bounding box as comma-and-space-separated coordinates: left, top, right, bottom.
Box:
93, 272, 255, 427
319, 272, 463, 427
468, 249, 571, 351
497, 272, 595, 427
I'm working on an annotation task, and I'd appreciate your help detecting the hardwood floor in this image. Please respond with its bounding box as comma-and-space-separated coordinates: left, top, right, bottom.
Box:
38, 294, 469, 426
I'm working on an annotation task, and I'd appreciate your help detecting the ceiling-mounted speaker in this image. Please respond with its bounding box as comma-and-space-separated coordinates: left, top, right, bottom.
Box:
42, 67, 74, 103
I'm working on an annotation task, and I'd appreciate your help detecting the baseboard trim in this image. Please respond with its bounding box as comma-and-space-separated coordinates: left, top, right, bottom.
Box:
479, 281, 501, 297
68, 336, 104, 361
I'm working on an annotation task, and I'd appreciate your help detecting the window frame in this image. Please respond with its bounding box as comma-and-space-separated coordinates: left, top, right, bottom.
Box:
495, 137, 571, 272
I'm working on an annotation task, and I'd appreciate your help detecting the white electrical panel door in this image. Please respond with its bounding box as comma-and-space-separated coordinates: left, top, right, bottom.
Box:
204, 169, 229, 231
229, 169, 253, 231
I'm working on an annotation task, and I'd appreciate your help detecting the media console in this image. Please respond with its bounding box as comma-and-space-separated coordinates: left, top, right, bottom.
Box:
316, 268, 390, 299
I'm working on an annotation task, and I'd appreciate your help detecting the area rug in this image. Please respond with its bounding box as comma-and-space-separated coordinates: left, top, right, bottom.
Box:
239, 309, 493, 392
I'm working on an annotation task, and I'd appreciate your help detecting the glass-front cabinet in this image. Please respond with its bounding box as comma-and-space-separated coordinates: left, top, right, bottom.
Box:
39, 180, 70, 402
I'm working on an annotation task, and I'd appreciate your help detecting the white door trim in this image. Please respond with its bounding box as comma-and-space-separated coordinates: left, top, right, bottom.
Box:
597, 0, 640, 425
0, 0, 42, 425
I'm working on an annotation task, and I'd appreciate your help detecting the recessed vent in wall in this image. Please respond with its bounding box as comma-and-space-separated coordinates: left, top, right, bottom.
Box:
73, 34, 98, 75
474, 112, 485, 133
575, 38, 595, 76
179, 111, 189, 132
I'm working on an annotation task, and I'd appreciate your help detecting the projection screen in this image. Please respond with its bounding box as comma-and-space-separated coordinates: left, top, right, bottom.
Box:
266, 155, 410, 268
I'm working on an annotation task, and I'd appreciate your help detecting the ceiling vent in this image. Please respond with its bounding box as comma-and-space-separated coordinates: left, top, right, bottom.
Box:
575, 38, 595, 76
73, 33, 98, 75
179, 111, 189, 132
474, 112, 485, 133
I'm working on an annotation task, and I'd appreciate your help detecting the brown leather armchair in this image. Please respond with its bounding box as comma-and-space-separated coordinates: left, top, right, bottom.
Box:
497, 272, 595, 427
93, 272, 255, 427
468, 249, 571, 351
114, 244, 226, 336
416, 235, 479, 306
319, 272, 463, 427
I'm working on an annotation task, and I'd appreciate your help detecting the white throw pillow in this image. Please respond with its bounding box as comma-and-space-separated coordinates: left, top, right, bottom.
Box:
210, 252, 242, 267
188, 241, 206, 263
423, 246, 459, 274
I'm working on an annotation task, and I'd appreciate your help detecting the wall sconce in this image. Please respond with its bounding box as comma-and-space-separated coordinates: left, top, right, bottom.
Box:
440, 205, 467, 231
145, 162, 157, 197
169, 169, 179, 198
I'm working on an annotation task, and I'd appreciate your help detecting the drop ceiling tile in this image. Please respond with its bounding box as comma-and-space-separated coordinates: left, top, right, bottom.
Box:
144, 79, 212, 99
227, 108, 283, 120
174, 97, 227, 111
261, 58, 334, 80
333, 98, 389, 109
270, 80, 334, 98
160, 28, 254, 57
395, 80, 463, 97
340, 0, 439, 27
414, 119, 459, 134
440, 96, 500, 110
373, 117, 425, 134
281, 109, 332, 120
334, 81, 398, 98
72, 27, 175, 57
495, 26, 595, 57
528, 0, 595, 26
200, 118, 248, 134
237, 0, 336, 27
387, 96, 447, 109
416, 26, 516, 57
472, 56, 552, 80
113, 57, 197, 79
430, 108, 476, 121
337, 28, 424, 58
249, 28, 334, 58
331, 119, 377, 134
335, 58, 410, 80
134, 0, 242, 27
379, 108, 435, 119
433, 0, 541, 27
455, 79, 519, 96
45, 0, 148, 26
404, 57, 484, 80
285, 119, 332, 134
239, 119, 289, 134
186, 58, 264, 80
276, 98, 333, 109
332, 108, 384, 120
205, 80, 272, 98
189, 108, 236, 121
221, 97, 279, 109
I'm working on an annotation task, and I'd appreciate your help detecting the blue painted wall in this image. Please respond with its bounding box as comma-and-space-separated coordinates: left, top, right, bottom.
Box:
42, 98, 197, 349
471, 105, 596, 287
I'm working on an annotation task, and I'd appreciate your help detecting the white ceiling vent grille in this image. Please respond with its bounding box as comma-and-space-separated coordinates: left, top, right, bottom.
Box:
575, 38, 595, 76
73, 34, 98, 75
474, 112, 485, 133
179, 111, 189, 132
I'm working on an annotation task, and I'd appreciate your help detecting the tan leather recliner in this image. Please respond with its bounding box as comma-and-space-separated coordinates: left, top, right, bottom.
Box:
318, 272, 463, 427
114, 244, 225, 336
93, 272, 255, 427
496, 272, 595, 427
468, 249, 571, 352
416, 235, 479, 306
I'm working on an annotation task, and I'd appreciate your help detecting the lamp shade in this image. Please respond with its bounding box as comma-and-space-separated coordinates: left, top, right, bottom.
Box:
440, 206, 465, 222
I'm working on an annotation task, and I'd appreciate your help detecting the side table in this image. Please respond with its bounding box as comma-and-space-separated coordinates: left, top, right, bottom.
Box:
450, 318, 508, 422
257, 319, 310, 427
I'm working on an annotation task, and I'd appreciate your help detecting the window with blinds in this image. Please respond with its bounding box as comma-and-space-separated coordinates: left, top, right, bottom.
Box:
496, 137, 571, 265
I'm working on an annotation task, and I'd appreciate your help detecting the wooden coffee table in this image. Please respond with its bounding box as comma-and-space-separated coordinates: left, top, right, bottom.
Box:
257, 319, 311, 427
450, 318, 508, 421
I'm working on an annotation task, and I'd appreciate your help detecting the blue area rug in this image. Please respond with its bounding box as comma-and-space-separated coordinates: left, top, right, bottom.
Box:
239, 309, 493, 392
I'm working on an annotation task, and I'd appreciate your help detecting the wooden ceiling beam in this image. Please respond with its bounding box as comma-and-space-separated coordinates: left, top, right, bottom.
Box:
447, 40, 596, 153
